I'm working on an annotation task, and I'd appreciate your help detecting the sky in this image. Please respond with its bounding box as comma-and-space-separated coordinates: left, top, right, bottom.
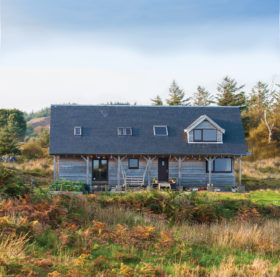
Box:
0, 0, 279, 112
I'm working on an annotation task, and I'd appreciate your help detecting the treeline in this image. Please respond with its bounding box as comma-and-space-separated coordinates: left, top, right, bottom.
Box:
24, 107, 51, 121
1, 76, 279, 160
151, 77, 280, 159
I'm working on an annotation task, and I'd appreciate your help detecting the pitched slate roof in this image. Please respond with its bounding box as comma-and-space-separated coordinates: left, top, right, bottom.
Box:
50, 105, 247, 156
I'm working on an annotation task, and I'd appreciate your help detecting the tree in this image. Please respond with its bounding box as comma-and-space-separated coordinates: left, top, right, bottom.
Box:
0, 127, 20, 155
216, 76, 246, 109
166, 80, 191, 106
247, 81, 274, 128
193, 86, 214, 106
151, 95, 163, 106
0, 109, 26, 140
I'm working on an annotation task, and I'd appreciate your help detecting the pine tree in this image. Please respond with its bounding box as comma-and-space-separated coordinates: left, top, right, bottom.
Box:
216, 76, 246, 108
247, 81, 274, 128
0, 109, 26, 140
151, 95, 163, 106
193, 86, 214, 106
0, 127, 20, 155
166, 80, 190, 106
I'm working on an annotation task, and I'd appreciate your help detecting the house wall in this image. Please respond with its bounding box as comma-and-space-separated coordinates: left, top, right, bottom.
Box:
59, 156, 92, 183
109, 157, 235, 187
57, 156, 235, 187
108, 158, 158, 186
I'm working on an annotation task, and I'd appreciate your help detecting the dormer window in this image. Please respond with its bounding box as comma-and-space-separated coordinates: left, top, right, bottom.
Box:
118, 127, 132, 136
184, 115, 225, 144
194, 129, 217, 142
74, 126, 82, 136
153, 125, 168, 136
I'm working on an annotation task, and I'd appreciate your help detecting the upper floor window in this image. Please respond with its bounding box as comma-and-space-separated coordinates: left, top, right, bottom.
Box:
74, 126, 82, 136
153, 125, 168, 136
194, 129, 217, 142
118, 127, 132, 136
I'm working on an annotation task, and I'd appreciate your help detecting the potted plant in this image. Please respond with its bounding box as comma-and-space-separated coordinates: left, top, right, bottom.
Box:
152, 178, 158, 184
169, 177, 176, 190
169, 177, 176, 184
152, 178, 158, 189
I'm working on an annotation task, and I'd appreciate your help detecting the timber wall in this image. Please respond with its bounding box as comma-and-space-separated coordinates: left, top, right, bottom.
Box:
59, 157, 92, 183
58, 156, 235, 187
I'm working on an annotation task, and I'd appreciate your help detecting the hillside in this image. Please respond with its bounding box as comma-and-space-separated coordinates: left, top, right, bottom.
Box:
25, 116, 50, 139
27, 116, 50, 131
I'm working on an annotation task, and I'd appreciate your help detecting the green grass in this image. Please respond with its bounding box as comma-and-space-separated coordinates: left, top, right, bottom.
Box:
210, 190, 280, 206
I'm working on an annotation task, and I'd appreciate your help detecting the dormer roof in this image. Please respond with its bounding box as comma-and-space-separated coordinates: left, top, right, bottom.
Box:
184, 114, 225, 134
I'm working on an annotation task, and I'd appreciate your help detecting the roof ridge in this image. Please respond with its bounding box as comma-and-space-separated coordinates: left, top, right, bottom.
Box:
51, 104, 241, 108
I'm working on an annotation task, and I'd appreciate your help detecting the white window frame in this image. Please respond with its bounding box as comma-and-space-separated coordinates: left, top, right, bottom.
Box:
74, 126, 82, 136
153, 125, 168, 136
117, 127, 132, 136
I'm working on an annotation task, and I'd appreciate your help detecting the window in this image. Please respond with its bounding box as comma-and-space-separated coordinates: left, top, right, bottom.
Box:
118, 127, 132, 136
153, 126, 168, 136
206, 158, 232, 173
194, 129, 202, 141
74, 126, 82, 136
193, 129, 217, 142
203, 129, 217, 141
128, 158, 139, 169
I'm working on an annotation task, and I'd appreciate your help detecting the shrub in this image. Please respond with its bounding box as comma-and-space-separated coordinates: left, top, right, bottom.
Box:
35, 229, 58, 251
0, 165, 30, 197
49, 179, 87, 192
21, 141, 44, 159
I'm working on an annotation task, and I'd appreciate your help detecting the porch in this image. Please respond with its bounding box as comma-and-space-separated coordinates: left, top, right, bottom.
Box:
53, 154, 244, 191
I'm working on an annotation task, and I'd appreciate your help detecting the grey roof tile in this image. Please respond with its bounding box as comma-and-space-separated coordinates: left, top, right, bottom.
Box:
50, 105, 247, 155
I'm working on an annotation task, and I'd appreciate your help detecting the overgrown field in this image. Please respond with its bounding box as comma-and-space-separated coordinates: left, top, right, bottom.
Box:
0, 190, 280, 276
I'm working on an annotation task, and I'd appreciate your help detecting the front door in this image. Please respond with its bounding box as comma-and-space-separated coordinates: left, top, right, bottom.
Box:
92, 158, 108, 182
158, 158, 169, 182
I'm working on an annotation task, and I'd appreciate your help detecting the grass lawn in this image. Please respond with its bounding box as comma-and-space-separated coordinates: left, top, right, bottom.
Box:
209, 190, 280, 206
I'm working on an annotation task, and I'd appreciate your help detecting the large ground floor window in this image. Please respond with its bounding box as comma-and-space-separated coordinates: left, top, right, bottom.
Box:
206, 158, 232, 173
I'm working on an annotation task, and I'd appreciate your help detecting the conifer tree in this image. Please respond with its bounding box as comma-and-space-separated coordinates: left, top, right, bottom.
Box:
0, 127, 20, 155
247, 81, 274, 128
151, 95, 163, 106
193, 86, 214, 106
166, 80, 190, 106
216, 76, 246, 109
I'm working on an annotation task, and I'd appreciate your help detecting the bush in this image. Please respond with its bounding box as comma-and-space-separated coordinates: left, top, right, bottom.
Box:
21, 141, 44, 159
35, 230, 58, 251
49, 179, 87, 192
0, 165, 31, 197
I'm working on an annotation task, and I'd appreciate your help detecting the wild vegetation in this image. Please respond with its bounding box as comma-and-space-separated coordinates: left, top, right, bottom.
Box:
0, 190, 280, 276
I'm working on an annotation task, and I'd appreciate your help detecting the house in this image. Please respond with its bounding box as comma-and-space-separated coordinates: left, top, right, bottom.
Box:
49, 105, 249, 191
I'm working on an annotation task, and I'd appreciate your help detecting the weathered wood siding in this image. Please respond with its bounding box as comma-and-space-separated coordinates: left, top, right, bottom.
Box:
108, 158, 158, 186
59, 157, 92, 182
170, 159, 235, 186
58, 156, 235, 187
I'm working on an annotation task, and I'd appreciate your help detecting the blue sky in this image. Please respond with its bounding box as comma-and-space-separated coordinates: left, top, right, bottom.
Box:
0, 0, 279, 111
